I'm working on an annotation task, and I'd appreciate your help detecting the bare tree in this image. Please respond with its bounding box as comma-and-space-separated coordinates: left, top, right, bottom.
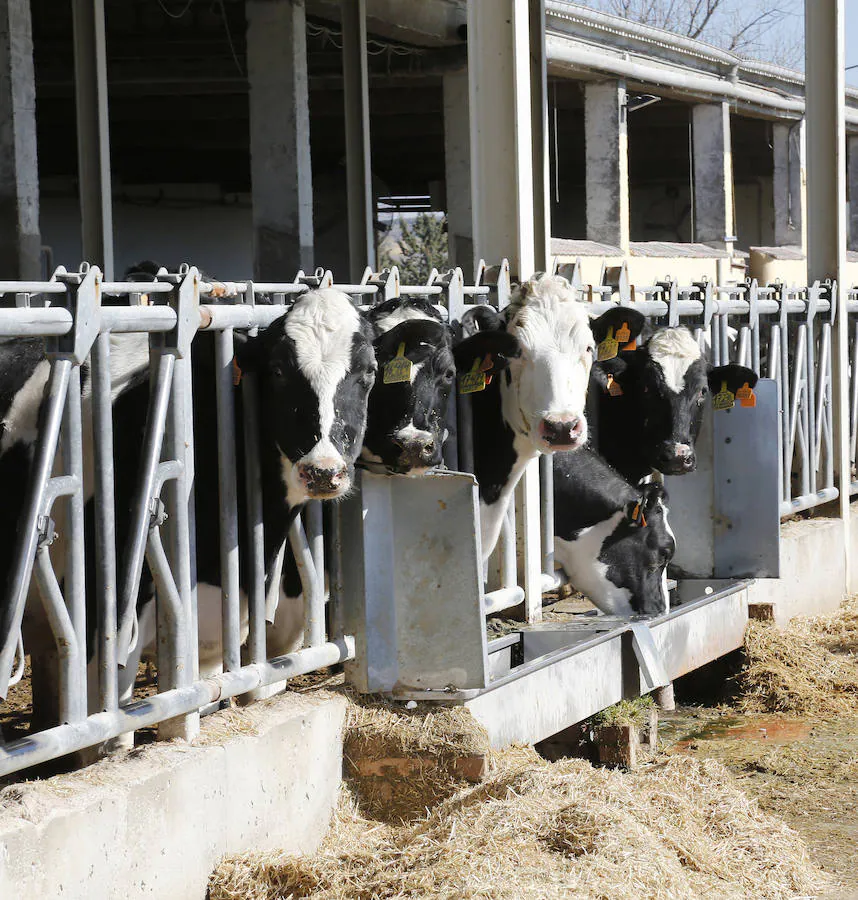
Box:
586, 0, 804, 68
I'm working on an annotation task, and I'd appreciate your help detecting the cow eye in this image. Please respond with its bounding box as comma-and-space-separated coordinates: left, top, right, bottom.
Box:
697, 387, 707, 405
443, 368, 455, 382
271, 365, 285, 381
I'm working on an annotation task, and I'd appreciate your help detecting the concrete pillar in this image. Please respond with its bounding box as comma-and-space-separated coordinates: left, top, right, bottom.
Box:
848, 135, 858, 252
247, 0, 313, 280
0, 0, 39, 280
584, 80, 629, 253
773, 120, 806, 250
442, 72, 472, 270
692, 102, 735, 253
805, 1, 849, 575
341, 0, 374, 280
71, 0, 113, 278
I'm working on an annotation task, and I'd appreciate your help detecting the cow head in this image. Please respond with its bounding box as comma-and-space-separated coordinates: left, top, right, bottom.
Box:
609, 482, 676, 616
459, 275, 595, 454
364, 298, 520, 475
593, 320, 758, 477
235, 288, 376, 506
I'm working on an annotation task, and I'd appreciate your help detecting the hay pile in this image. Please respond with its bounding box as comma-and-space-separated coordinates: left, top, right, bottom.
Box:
742, 595, 858, 716
211, 743, 828, 900
344, 699, 490, 822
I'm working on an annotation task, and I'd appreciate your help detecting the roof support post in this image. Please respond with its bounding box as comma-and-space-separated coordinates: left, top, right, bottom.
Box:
805, 0, 850, 585
468, 0, 548, 624
341, 0, 374, 280
71, 0, 113, 278
442, 72, 473, 271
692, 102, 734, 270
247, 0, 314, 280
0, 0, 39, 280
772, 119, 806, 251
584, 79, 629, 254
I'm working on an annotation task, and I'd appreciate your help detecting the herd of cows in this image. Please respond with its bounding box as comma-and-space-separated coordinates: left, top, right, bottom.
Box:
0, 267, 757, 729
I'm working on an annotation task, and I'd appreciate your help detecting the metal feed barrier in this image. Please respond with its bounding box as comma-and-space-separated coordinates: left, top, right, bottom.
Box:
0, 258, 854, 771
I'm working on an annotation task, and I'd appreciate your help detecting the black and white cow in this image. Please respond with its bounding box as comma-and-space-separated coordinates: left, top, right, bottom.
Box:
454, 275, 617, 561
588, 309, 758, 484
553, 447, 675, 616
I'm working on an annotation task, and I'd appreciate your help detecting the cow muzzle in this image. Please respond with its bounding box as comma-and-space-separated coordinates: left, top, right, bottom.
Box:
538, 414, 586, 451
392, 434, 440, 473
297, 458, 350, 498
657, 442, 695, 474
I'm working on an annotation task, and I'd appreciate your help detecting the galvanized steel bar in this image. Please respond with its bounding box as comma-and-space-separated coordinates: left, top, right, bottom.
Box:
305, 501, 326, 647
215, 327, 241, 673
242, 369, 267, 663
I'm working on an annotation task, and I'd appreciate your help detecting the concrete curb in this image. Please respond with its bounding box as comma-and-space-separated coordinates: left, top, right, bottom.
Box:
0, 690, 347, 900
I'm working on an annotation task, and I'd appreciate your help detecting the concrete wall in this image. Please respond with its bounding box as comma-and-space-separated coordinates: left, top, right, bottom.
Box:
0, 691, 347, 900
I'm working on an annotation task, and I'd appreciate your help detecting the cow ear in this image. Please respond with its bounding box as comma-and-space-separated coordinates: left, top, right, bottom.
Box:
460, 304, 506, 337
590, 354, 629, 391
453, 330, 520, 376
624, 497, 646, 528
590, 308, 648, 348
707, 364, 758, 395
372, 319, 448, 361
234, 314, 287, 373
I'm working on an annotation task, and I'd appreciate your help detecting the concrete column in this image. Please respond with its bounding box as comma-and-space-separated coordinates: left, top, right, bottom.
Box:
247, 0, 313, 280
442, 72, 472, 270
71, 0, 113, 278
692, 102, 735, 252
805, 1, 849, 572
0, 0, 39, 280
341, 0, 374, 280
848, 135, 858, 252
773, 120, 806, 250
584, 80, 629, 253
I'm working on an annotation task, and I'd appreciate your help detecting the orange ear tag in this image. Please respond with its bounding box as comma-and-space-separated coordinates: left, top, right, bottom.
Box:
606, 374, 624, 397
621, 337, 637, 351
615, 322, 631, 344
459, 356, 487, 394
384, 342, 412, 384
232, 358, 243, 386
712, 380, 735, 411
597, 327, 619, 361
736, 382, 756, 408
631, 503, 647, 528
479, 353, 494, 386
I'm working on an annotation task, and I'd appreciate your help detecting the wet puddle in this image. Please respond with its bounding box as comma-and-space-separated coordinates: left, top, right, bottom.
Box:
667, 713, 813, 752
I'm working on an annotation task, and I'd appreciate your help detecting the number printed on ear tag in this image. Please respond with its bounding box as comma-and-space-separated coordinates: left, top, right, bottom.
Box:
383, 342, 412, 384
598, 327, 619, 361
459, 356, 487, 394
712, 380, 735, 411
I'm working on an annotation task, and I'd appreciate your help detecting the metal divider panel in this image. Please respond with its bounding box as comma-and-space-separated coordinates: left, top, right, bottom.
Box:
713, 378, 780, 578
341, 469, 490, 694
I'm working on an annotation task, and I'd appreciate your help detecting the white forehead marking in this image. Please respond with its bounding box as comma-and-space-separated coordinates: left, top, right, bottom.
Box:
647, 327, 702, 394
507, 275, 593, 356
373, 305, 437, 334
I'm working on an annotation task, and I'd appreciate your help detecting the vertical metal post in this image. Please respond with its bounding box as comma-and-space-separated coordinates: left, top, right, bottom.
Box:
215, 327, 241, 673
805, 0, 850, 583
71, 0, 113, 278
91, 331, 118, 710
242, 367, 267, 664
341, 0, 374, 280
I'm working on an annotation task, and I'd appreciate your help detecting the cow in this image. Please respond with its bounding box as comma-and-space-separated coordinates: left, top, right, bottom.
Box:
553, 447, 675, 617
588, 308, 758, 484
453, 274, 623, 561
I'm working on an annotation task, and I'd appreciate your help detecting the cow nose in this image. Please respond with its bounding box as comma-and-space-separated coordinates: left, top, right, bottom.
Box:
675, 443, 695, 470
298, 459, 349, 495
394, 436, 439, 469
539, 415, 585, 448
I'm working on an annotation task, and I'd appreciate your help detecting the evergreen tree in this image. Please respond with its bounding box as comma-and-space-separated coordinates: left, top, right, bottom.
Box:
380, 213, 448, 284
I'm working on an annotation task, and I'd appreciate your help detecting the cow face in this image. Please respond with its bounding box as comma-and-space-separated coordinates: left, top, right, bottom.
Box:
466, 276, 594, 453
605, 483, 676, 616
364, 317, 454, 475
235, 288, 376, 506
605, 326, 757, 477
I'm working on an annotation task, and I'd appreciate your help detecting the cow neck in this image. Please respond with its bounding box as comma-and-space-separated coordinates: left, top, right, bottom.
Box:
469, 375, 538, 560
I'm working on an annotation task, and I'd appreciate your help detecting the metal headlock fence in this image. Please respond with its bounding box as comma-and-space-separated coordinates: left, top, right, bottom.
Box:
0, 258, 854, 776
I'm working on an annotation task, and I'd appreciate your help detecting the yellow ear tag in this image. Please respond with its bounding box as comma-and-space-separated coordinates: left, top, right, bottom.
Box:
383, 342, 412, 384
615, 322, 631, 344
736, 382, 756, 408
459, 356, 487, 394
597, 327, 619, 361
606, 373, 623, 397
712, 379, 735, 411
232, 358, 242, 387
